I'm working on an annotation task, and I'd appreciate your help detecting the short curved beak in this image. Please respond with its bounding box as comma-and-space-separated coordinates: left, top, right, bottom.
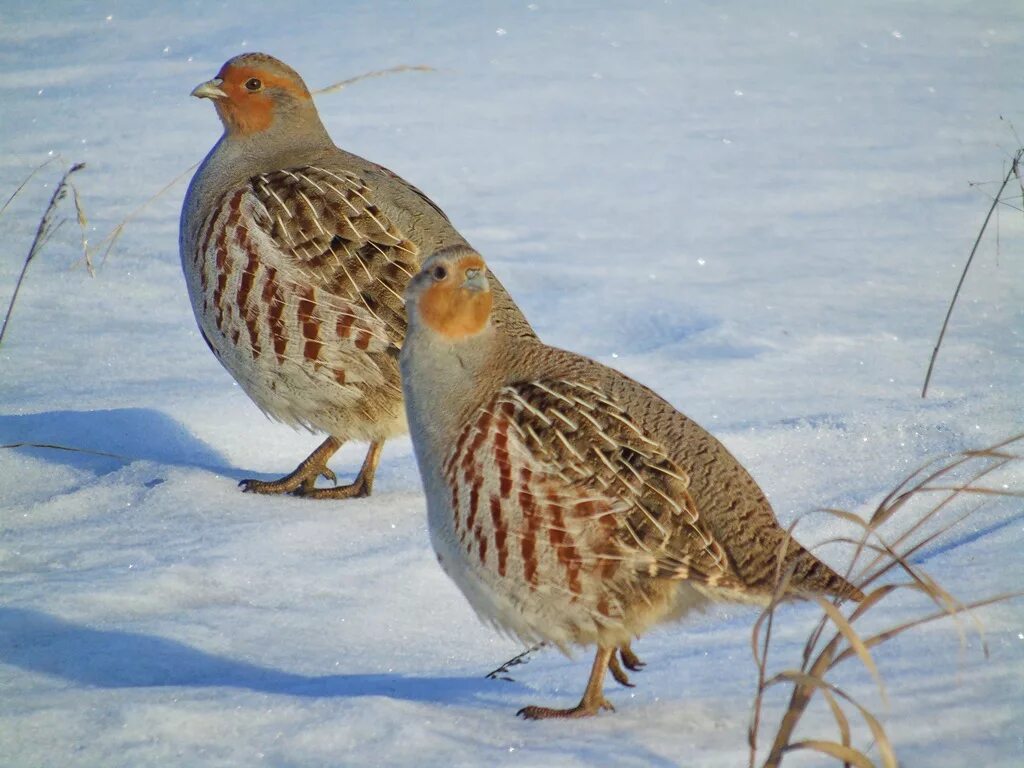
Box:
463, 268, 488, 293
191, 78, 227, 100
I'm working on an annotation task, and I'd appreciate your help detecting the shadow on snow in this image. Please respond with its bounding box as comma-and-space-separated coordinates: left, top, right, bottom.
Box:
0, 607, 500, 704
0, 407, 229, 475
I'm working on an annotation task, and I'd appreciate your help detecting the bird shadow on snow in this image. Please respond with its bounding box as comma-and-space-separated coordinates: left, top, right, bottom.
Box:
0, 407, 410, 489
0, 408, 231, 476
0, 607, 500, 705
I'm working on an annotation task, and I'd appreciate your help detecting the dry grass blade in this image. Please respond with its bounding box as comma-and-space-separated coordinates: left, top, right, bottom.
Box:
748, 526, 802, 768
765, 671, 897, 768
783, 741, 874, 768
813, 596, 887, 706
750, 434, 1023, 768
82, 162, 199, 268
855, 438, 1021, 586
1, 441, 129, 462
846, 525, 977, 650
918, 484, 1024, 497
834, 591, 1023, 666
67, 176, 92, 275
922, 145, 1024, 397
0, 162, 86, 349
314, 64, 436, 96
0, 157, 59, 219
820, 688, 853, 768
862, 431, 1020, 535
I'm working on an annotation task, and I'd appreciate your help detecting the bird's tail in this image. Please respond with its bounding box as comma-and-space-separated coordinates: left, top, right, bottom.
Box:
782, 544, 864, 602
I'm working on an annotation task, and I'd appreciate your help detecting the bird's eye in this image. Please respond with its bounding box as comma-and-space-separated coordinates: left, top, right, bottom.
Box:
244, 77, 263, 92
431, 265, 448, 281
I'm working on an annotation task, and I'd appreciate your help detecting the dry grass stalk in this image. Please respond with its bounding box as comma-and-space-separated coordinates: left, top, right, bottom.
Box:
922, 146, 1024, 397
0, 162, 86, 349
749, 434, 1023, 768
1, 441, 128, 462
68, 177, 91, 275
78, 162, 199, 269
314, 64, 435, 96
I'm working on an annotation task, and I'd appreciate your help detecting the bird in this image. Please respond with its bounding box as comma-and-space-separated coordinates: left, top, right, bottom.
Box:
400, 246, 863, 719
180, 53, 534, 499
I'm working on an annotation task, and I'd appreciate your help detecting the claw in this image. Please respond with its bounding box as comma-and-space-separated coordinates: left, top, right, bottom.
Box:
619, 642, 646, 672
608, 653, 635, 688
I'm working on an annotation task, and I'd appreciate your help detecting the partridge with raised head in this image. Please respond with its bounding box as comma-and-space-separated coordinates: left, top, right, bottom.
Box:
181, 53, 533, 498
400, 247, 862, 719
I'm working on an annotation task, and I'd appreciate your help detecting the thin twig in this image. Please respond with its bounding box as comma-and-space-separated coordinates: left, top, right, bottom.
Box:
922, 147, 1024, 397
0, 163, 86, 349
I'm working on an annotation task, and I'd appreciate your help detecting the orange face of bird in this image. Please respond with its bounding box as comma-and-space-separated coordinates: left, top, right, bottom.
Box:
416, 252, 493, 341
191, 58, 311, 136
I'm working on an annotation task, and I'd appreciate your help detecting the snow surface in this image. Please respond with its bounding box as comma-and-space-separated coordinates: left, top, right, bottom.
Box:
1, 1, 1022, 766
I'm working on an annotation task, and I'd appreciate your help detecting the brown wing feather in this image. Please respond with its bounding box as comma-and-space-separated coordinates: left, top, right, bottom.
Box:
250, 165, 420, 345
494, 379, 744, 591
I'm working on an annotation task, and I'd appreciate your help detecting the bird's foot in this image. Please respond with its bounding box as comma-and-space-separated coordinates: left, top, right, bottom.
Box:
293, 474, 371, 500
291, 441, 382, 499
517, 696, 614, 720
518, 646, 616, 720
239, 466, 336, 495
238, 437, 342, 497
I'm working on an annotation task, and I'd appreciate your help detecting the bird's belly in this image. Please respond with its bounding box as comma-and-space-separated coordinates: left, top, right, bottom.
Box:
183, 199, 404, 441
209, 327, 405, 439
424, 480, 632, 649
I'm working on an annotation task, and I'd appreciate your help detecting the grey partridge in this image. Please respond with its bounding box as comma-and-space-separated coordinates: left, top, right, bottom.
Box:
180, 53, 533, 499
400, 246, 862, 718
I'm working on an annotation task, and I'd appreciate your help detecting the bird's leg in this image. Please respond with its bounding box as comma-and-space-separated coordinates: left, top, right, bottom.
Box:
517, 646, 616, 720
239, 436, 341, 495
297, 440, 384, 500
609, 641, 646, 687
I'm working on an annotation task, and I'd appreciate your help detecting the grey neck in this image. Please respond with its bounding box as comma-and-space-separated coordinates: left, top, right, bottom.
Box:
400, 319, 502, 457
200, 116, 332, 190
181, 113, 334, 248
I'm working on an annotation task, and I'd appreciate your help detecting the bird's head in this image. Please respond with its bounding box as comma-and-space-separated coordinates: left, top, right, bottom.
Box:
406, 246, 493, 341
191, 52, 318, 137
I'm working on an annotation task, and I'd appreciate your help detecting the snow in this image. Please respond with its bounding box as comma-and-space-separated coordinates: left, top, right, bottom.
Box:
1, 1, 1022, 765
